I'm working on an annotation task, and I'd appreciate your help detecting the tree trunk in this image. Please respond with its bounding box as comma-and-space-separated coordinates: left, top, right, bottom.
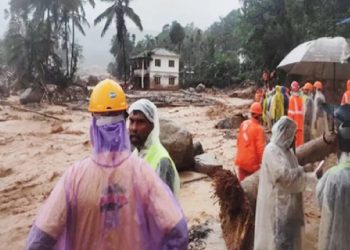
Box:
64, 12, 69, 77
213, 132, 338, 250
296, 132, 338, 166
70, 16, 75, 79
46, 9, 51, 68
122, 38, 127, 85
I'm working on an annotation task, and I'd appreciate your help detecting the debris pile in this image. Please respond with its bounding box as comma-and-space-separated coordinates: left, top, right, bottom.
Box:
127, 90, 219, 107
188, 220, 213, 250
228, 81, 257, 99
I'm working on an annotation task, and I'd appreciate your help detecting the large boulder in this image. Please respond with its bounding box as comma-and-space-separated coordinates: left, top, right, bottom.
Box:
194, 153, 223, 175
195, 83, 206, 93
215, 114, 246, 129
193, 141, 204, 156
229, 86, 256, 99
160, 118, 195, 171
87, 75, 100, 86
20, 87, 43, 105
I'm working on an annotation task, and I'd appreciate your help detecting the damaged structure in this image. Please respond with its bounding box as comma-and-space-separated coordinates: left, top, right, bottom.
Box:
130, 48, 180, 90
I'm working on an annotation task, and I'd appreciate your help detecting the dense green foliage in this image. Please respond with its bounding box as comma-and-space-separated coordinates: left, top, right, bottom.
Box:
2, 0, 95, 88
238, 0, 350, 82
109, 0, 350, 88
2, 0, 350, 88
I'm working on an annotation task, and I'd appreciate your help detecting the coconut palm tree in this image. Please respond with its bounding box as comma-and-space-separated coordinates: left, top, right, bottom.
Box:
94, 0, 143, 83
6, 0, 95, 86
59, 0, 95, 79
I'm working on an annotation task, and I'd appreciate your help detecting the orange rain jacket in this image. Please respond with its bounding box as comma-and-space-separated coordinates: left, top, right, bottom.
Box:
341, 81, 350, 105
235, 117, 266, 180
288, 94, 304, 147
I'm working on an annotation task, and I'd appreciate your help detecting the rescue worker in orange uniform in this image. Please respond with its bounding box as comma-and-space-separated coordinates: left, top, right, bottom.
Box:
341, 80, 350, 105
235, 102, 266, 181
288, 81, 304, 147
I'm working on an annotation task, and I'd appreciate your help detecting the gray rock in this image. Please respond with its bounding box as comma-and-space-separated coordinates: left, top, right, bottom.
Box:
87, 75, 99, 86
195, 83, 206, 93
189, 87, 195, 92
20, 87, 43, 105
160, 118, 195, 171
194, 153, 223, 175
215, 117, 233, 129
215, 114, 246, 129
229, 86, 256, 99
193, 141, 204, 156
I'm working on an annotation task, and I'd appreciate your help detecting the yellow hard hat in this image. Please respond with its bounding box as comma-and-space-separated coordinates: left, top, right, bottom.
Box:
88, 79, 128, 113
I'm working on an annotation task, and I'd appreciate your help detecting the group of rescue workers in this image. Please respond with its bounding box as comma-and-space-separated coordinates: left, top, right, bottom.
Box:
236, 79, 350, 249
24, 78, 350, 250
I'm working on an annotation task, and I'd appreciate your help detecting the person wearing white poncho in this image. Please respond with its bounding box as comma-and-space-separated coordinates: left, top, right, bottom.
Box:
316, 104, 350, 250
128, 99, 180, 198
254, 116, 317, 250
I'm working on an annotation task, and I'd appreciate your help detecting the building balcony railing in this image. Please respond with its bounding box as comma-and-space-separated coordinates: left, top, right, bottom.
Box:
133, 69, 150, 76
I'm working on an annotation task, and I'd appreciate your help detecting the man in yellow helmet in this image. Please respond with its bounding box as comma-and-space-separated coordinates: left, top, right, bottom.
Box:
128, 99, 180, 198
26, 79, 188, 250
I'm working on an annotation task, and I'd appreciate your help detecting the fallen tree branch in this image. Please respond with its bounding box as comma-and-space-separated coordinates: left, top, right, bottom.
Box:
6, 104, 71, 122
182, 176, 210, 185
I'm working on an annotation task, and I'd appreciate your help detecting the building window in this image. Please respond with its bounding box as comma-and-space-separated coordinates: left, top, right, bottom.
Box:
169, 60, 175, 67
169, 77, 176, 85
155, 76, 161, 85
155, 59, 161, 67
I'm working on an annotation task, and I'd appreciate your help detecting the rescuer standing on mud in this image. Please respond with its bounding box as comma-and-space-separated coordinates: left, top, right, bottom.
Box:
128, 99, 180, 198
254, 116, 318, 250
25, 79, 188, 250
235, 102, 266, 181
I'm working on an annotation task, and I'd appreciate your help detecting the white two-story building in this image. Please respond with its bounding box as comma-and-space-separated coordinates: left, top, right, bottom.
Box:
130, 48, 180, 90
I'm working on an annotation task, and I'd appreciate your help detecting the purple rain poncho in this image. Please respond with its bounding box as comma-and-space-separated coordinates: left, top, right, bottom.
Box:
26, 115, 188, 250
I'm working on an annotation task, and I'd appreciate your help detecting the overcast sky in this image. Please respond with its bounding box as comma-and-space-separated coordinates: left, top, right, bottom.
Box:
0, 0, 240, 73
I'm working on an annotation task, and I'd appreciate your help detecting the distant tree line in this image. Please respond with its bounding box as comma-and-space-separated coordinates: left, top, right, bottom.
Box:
1, 0, 350, 89
111, 0, 350, 88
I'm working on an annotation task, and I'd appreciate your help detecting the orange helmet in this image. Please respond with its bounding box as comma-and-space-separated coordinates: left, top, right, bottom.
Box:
303, 82, 314, 91
250, 102, 262, 115
291, 81, 300, 91
88, 79, 128, 113
314, 81, 323, 90
346, 80, 350, 90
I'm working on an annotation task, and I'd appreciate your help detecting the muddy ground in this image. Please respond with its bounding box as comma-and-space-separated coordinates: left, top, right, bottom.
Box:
0, 92, 326, 249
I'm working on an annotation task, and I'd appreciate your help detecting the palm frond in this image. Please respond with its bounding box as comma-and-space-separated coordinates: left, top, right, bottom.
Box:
124, 6, 143, 31
73, 16, 86, 36
101, 11, 114, 37
94, 4, 115, 26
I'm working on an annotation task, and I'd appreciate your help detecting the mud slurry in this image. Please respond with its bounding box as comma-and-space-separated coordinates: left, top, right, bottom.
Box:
0, 104, 90, 249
